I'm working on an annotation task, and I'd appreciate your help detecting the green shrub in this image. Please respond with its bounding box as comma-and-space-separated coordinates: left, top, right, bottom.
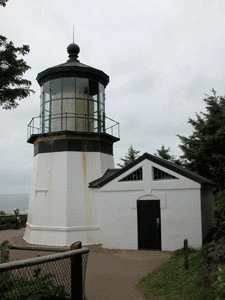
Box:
1, 268, 68, 300
212, 266, 225, 300
0, 272, 14, 298
0, 240, 11, 263
0, 215, 27, 230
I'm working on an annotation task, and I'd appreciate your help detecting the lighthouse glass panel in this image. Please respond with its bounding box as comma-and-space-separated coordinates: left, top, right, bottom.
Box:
89, 80, 98, 132
50, 79, 61, 131
99, 83, 105, 132
42, 81, 50, 133
40, 77, 105, 134
62, 78, 75, 130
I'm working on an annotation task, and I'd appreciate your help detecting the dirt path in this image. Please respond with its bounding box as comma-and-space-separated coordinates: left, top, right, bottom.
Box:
86, 249, 171, 300
0, 229, 172, 299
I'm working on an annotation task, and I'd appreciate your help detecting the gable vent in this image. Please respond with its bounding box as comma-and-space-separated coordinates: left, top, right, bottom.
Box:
153, 167, 178, 180
119, 167, 143, 182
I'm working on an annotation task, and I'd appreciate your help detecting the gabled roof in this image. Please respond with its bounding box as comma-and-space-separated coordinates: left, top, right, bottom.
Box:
89, 152, 214, 188
89, 168, 120, 188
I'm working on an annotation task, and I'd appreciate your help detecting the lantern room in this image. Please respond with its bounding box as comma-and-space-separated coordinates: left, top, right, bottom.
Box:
31, 42, 118, 138
40, 76, 105, 133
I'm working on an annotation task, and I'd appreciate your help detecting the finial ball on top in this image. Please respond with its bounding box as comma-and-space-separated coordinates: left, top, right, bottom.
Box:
67, 43, 80, 56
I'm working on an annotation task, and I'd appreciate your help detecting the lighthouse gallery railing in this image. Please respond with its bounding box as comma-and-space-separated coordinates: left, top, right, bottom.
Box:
27, 113, 120, 140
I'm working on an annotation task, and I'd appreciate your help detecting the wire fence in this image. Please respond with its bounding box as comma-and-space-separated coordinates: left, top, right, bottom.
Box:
0, 242, 89, 300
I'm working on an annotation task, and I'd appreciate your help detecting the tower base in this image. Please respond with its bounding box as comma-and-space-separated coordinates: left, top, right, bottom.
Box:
24, 150, 113, 246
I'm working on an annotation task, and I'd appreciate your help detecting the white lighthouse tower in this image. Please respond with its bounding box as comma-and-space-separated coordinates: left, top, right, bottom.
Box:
24, 43, 119, 246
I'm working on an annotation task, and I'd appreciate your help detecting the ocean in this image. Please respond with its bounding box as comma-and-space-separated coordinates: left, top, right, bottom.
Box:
0, 194, 29, 214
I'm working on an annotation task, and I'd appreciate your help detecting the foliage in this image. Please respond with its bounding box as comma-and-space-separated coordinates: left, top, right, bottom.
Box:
212, 266, 225, 300
0, 243, 68, 299
0, 0, 8, 7
117, 145, 140, 168
0, 1, 34, 109
178, 90, 225, 193
155, 145, 175, 160
0, 272, 14, 298
0, 240, 11, 263
214, 190, 225, 212
0, 214, 27, 230
0, 268, 68, 300
0, 210, 6, 215
137, 246, 215, 300
154, 145, 182, 165
0, 35, 34, 109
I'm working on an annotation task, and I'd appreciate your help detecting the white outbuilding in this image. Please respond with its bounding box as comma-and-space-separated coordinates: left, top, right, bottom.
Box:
24, 43, 214, 251
89, 152, 214, 251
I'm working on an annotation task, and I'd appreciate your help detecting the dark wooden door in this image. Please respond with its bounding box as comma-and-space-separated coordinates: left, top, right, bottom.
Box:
137, 200, 161, 250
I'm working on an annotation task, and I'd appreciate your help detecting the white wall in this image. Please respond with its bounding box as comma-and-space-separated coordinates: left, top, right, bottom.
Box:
159, 189, 202, 250
96, 190, 143, 249
24, 151, 114, 246
96, 189, 202, 251
94, 159, 205, 251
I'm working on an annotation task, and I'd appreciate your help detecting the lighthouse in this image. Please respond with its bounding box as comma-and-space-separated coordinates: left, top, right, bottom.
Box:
24, 43, 119, 246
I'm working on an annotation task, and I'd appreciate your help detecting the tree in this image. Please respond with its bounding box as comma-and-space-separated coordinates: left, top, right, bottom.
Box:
155, 145, 172, 160
0, 1, 34, 109
155, 145, 182, 165
0, 0, 8, 7
155, 145, 176, 162
117, 145, 140, 168
178, 90, 225, 192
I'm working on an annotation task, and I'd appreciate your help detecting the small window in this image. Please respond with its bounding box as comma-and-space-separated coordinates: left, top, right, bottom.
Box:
153, 167, 178, 180
119, 168, 143, 182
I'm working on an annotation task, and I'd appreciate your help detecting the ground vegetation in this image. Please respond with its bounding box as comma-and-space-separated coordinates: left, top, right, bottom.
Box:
137, 246, 216, 300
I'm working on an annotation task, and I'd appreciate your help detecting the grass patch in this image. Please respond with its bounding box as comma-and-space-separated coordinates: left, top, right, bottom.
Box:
137, 246, 215, 300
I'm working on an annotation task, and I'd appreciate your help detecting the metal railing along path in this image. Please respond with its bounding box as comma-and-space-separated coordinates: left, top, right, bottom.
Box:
0, 242, 89, 300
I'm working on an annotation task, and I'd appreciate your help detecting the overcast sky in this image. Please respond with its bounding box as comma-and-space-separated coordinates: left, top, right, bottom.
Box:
1, 0, 225, 194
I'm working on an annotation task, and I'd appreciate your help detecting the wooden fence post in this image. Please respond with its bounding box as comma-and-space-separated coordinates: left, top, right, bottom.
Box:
71, 241, 83, 300
0, 240, 10, 263
184, 239, 188, 270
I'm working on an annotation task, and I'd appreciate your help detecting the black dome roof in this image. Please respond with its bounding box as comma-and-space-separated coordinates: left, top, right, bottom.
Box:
36, 43, 109, 87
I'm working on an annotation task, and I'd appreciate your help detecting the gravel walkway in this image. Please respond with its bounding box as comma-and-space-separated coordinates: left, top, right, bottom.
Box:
0, 228, 172, 299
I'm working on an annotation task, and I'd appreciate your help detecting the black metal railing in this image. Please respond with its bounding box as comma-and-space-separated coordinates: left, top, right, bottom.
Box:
27, 113, 119, 140
0, 242, 89, 300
